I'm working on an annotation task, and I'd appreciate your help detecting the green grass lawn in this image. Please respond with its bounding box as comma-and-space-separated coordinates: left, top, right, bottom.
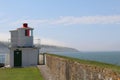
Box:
0, 67, 44, 80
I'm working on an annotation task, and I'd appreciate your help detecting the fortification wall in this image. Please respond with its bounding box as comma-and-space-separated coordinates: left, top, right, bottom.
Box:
46, 54, 120, 80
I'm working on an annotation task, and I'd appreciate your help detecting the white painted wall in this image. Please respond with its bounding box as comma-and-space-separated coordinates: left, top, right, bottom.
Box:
39, 54, 43, 64
10, 28, 33, 47
9, 48, 39, 67
10, 30, 18, 47
22, 48, 38, 67
9, 25, 38, 67
18, 28, 33, 47
9, 49, 14, 67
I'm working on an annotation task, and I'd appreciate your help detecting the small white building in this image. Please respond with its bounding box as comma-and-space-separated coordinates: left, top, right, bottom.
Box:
9, 23, 39, 67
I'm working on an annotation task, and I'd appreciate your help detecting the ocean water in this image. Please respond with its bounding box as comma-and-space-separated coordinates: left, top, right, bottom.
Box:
0, 54, 5, 63
51, 52, 120, 66
1, 51, 120, 66
0, 47, 9, 64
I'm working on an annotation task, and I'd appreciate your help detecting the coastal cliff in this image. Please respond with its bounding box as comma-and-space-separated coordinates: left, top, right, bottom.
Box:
45, 54, 120, 80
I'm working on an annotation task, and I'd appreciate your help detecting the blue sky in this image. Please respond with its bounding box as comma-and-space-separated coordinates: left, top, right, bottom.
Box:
0, 0, 120, 51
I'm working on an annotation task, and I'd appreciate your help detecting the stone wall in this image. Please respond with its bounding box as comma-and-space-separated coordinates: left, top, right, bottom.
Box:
46, 54, 120, 80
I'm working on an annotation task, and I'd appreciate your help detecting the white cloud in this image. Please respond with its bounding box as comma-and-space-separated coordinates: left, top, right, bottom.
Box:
34, 37, 68, 47
0, 33, 68, 47
0, 33, 10, 42
51, 15, 120, 25
10, 15, 120, 26
10, 19, 49, 27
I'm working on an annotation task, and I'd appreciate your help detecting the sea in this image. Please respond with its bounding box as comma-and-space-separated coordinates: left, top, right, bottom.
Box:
0, 51, 120, 66
0, 54, 6, 63
50, 51, 120, 66
0, 47, 9, 64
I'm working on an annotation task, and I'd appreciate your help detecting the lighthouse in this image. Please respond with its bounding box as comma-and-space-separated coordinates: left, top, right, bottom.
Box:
9, 23, 39, 67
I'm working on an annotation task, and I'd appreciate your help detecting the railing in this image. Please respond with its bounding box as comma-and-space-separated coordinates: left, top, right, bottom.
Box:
8, 38, 41, 49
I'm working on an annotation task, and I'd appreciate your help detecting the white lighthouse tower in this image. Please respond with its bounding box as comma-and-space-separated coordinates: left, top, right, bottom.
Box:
9, 23, 39, 67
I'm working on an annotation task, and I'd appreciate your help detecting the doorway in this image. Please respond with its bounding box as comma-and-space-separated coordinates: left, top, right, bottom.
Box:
14, 49, 22, 67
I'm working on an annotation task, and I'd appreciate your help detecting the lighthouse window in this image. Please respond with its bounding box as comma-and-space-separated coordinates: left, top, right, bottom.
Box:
25, 30, 30, 36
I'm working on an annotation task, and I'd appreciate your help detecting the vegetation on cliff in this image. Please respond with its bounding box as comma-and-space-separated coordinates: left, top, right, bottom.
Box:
47, 53, 120, 73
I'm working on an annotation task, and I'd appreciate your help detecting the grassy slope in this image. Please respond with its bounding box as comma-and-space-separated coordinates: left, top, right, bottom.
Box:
0, 67, 44, 80
48, 54, 120, 73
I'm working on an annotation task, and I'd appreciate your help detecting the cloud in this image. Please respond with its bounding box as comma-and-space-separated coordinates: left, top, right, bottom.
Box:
10, 19, 49, 27
52, 15, 120, 25
0, 33, 10, 41
0, 32, 68, 47
34, 37, 68, 47
10, 15, 120, 26
0, 15, 120, 28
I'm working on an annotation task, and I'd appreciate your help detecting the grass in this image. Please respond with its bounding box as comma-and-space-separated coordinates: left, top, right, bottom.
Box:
47, 53, 120, 73
0, 67, 44, 80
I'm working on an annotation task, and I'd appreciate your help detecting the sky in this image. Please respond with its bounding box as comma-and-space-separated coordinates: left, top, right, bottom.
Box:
0, 0, 120, 51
